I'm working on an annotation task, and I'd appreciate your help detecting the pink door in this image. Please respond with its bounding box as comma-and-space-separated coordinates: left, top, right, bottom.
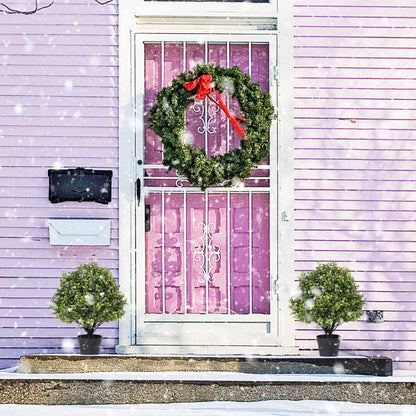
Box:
137, 37, 278, 351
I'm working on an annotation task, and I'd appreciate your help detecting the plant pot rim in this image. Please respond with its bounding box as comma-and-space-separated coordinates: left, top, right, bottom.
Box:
317, 334, 340, 339
78, 334, 102, 339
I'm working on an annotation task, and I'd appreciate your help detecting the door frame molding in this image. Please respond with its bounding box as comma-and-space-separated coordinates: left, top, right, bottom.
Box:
117, 3, 295, 354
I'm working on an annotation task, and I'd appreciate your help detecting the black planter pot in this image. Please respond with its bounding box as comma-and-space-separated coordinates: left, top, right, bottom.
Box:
317, 334, 340, 356
77, 334, 102, 355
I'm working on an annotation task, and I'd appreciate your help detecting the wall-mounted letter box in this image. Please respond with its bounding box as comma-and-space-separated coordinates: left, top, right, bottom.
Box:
48, 219, 111, 246
48, 167, 112, 204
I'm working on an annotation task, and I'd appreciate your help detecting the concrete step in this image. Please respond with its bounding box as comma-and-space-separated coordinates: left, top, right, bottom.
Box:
0, 354, 410, 406
19, 354, 392, 376
1, 370, 415, 405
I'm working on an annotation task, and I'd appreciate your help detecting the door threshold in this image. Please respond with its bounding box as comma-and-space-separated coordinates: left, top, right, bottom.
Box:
116, 345, 297, 355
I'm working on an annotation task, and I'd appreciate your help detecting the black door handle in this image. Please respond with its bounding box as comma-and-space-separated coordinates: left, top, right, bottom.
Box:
136, 178, 141, 206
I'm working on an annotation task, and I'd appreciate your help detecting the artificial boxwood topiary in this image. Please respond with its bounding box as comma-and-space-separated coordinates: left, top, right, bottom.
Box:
51, 262, 127, 337
289, 262, 366, 337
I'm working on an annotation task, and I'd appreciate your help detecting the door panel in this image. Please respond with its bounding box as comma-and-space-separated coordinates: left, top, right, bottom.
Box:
136, 35, 278, 349
144, 191, 270, 315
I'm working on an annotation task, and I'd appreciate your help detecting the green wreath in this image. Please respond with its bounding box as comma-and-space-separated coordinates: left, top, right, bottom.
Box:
148, 63, 275, 191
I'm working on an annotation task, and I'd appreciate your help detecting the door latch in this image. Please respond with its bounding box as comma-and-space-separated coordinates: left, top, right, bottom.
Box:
145, 204, 151, 232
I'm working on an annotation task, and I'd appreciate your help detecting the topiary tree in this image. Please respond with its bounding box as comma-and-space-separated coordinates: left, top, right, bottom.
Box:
51, 262, 127, 337
289, 262, 366, 337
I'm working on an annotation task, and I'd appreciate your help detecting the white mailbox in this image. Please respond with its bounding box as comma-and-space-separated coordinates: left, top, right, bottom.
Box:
48, 219, 111, 246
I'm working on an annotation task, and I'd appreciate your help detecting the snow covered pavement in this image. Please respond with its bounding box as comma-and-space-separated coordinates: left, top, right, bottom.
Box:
0, 400, 416, 416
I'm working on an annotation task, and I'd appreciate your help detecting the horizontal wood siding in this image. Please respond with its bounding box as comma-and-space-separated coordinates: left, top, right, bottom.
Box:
0, 1, 119, 368
294, 0, 416, 370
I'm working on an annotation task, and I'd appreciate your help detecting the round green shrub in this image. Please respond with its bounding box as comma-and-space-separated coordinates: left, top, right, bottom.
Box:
289, 262, 366, 336
51, 262, 127, 337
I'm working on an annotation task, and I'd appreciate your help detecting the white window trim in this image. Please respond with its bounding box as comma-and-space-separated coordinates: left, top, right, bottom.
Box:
118, 1, 295, 351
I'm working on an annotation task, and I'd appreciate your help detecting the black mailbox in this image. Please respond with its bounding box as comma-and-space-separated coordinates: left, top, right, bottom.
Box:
48, 167, 113, 204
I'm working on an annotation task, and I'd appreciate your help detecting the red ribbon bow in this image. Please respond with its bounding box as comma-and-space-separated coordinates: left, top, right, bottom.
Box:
183, 74, 246, 137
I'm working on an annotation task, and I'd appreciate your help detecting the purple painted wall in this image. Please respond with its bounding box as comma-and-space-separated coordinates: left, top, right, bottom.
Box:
294, 0, 416, 370
0, 0, 415, 372
0, 0, 119, 368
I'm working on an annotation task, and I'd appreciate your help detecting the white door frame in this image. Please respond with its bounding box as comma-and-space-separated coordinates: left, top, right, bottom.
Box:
117, 3, 296, 355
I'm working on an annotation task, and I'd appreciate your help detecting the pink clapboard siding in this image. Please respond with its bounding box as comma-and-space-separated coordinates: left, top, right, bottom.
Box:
294, 0, 416, 370
1, 0, 416, 372
0, 1, 119, 368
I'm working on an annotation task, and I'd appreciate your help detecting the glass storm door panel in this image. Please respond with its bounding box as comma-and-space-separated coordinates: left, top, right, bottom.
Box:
136, 36, 278, 349
145, 192, 270, 315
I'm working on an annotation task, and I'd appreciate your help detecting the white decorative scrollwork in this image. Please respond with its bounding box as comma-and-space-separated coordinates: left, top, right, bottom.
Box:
192, 98, 220, 135
193, 222, 221, 284
175, 170, 186, 188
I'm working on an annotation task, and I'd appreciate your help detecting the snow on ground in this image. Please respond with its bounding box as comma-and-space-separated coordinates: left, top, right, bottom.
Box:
0, 400, 416, 416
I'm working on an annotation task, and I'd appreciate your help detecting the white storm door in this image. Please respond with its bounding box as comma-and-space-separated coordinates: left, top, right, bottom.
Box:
134, 34, 279, 353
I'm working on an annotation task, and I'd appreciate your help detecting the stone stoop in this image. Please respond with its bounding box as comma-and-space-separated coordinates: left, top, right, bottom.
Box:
1, 374, 416, 406
0, 354, 413, 406
18, 355, 393, 376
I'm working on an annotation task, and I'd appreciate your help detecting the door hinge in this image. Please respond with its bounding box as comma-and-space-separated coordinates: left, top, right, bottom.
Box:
272, 277, 279, 299
272, 65, 279, 85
